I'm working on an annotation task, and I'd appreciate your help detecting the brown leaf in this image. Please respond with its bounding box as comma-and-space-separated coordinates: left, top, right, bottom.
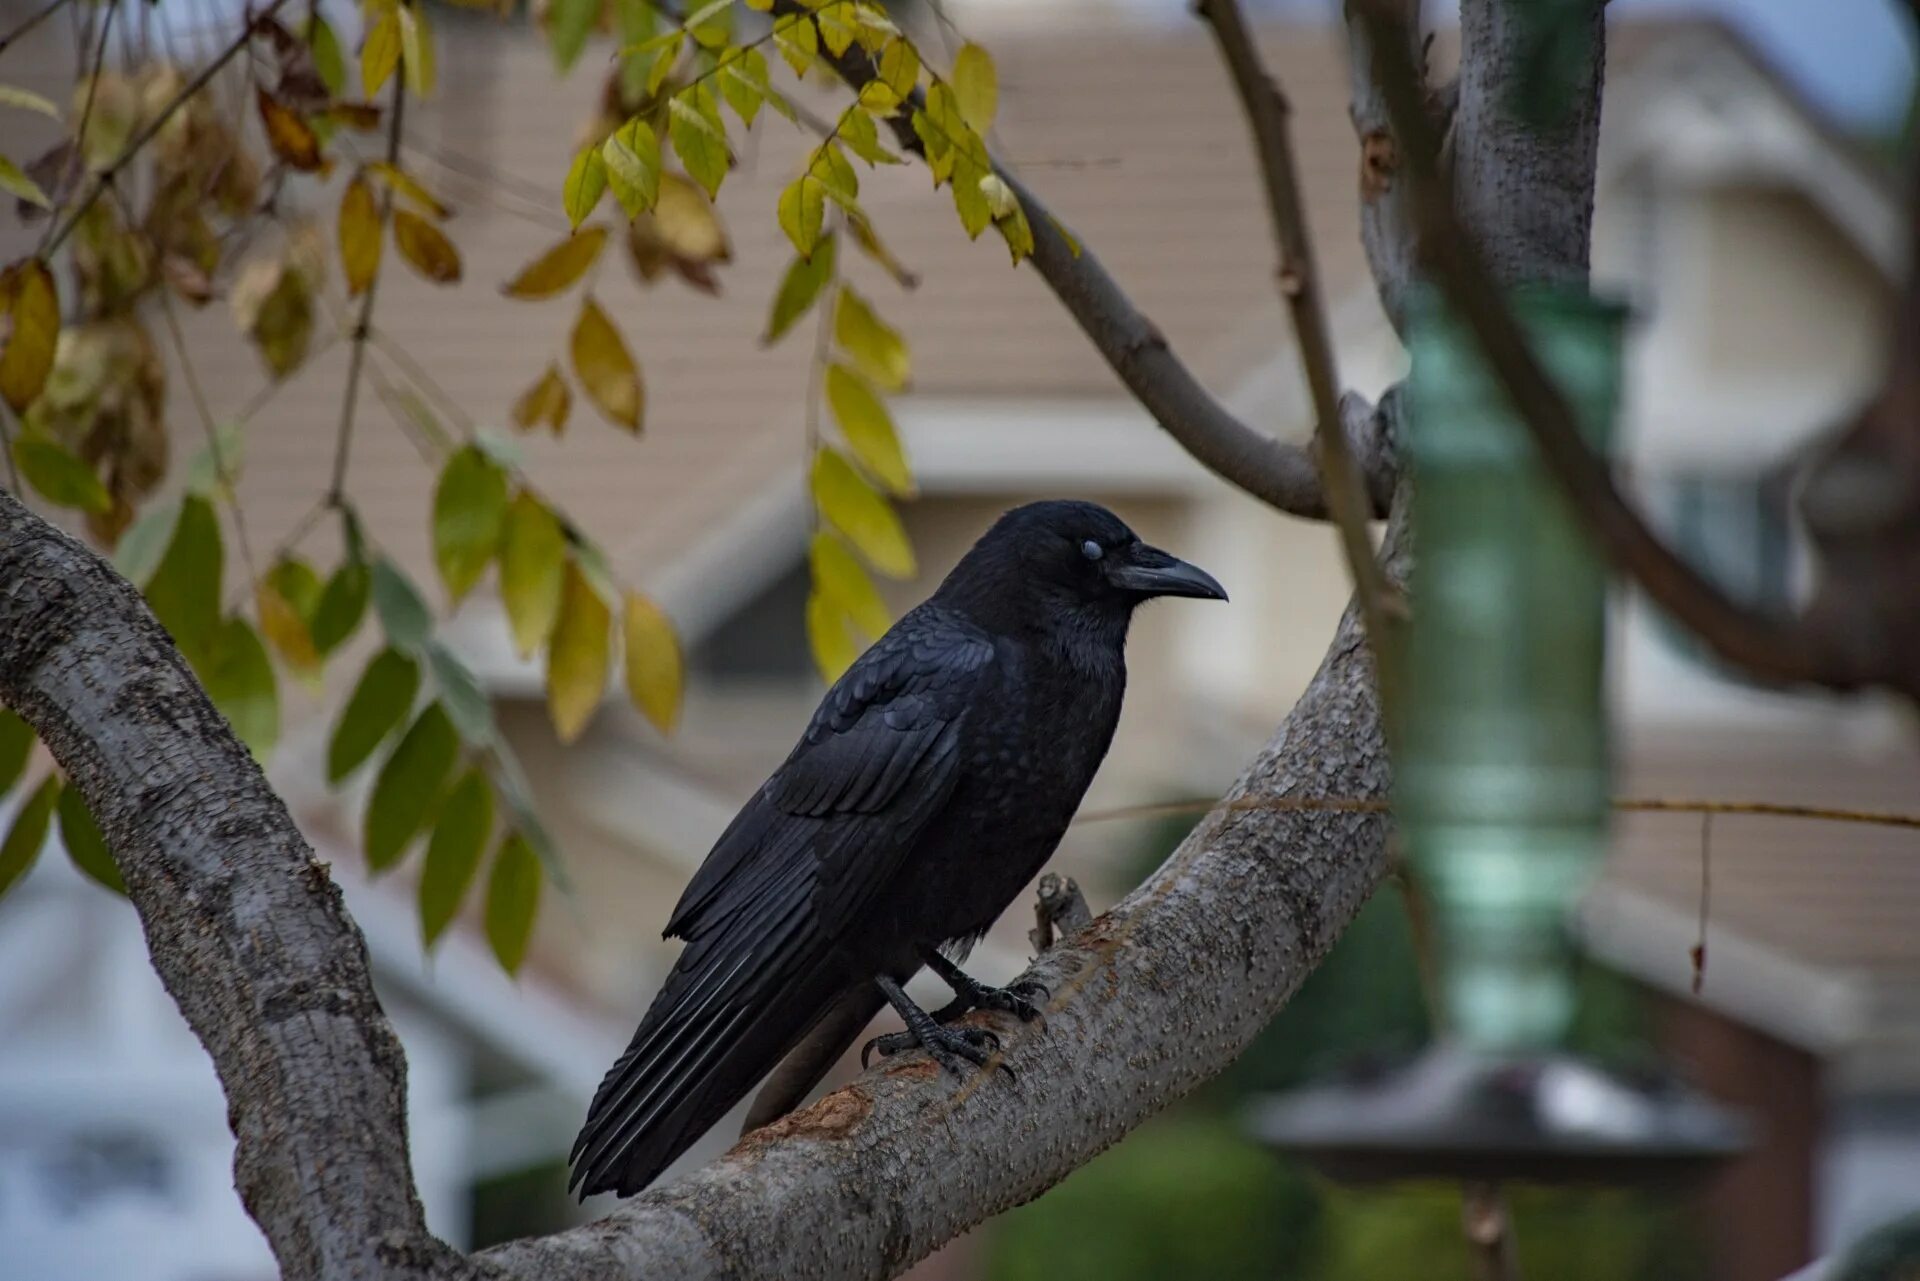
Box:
338, 174, 382, 297
646, 173, 730, 265
392, 209, 462, 284
327, 101, 384, 131
512, 363, 571, 435
255, 88, 323, 172
0, 259, 59, 412
501, 227, 607, 300
569, 297, 642, 432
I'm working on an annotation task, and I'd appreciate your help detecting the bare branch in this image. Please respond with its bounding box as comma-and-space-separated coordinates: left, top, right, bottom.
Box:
0, 0, 75, 58
1198, 0, 1403, 667
770, 0, 1389, 520
1350, 0, 1870, 694
330, 76, 407, 504
1343, 0, 1429, 336
0, 492, 470, 1281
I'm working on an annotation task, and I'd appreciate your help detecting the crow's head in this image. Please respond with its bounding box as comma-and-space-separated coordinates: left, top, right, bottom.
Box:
937, 500, 1227, 631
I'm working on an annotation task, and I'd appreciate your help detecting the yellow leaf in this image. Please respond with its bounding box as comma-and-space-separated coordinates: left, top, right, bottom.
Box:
847, 209, 917, 288
570, 296, 642, 431
718, 46, 769, 127
601, 117, 661, 217
811, 447, 914, 578
809, 531, 890, 639
773, 12, 816, 76
256, 89, 322, 172
995, 194, 1035, 264
511, 363, 571, 434
764, 234, 836, 345
834, 288, 910, 391
257, 578, 320, 673
0, 260, 58, 413
501, 227, 607, 300
805, 589, 859, 683
546, 561, 610, 743
0, 156, 50, 209
825, 363, 912, 495
838, 106, 900, 166
952, 42, 997, 133
978, 173, 1017, 219
563, 148, 607, 230
362, 11, 402, 97
366, 161, 451, 219
668, 86, 729, 198
622, 592, 682, 733
874, 36, 919, 106
392, 209, 462, 283
811, 141, 858, 207
815, 7, 856, 57
777, 172, 824, 259
501, 492, 566, 658
647, 173, 729, 263
338, 174, 382, 297
397, 1, 436, 98
0, 85, 60, 118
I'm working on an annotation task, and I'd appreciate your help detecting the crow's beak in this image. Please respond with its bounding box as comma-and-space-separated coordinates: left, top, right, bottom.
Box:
1107, 544, 1228, 601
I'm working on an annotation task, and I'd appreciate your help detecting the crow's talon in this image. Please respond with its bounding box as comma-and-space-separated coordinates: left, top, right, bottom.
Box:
862, 1024, 1013, 1081
975, 981, 1047, 1023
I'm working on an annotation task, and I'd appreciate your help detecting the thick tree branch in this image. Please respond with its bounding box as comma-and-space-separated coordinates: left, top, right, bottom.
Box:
1343, 0, 1429, 337
1351, 0, 1883, 696
0, 492, 469, 1281
772, 0, 1392, 520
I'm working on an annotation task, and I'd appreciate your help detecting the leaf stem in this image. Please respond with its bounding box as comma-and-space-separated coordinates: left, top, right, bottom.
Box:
329, 75, 407, 506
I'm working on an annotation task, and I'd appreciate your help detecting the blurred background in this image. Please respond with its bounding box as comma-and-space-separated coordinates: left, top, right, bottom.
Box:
1, 0, 1917, 1278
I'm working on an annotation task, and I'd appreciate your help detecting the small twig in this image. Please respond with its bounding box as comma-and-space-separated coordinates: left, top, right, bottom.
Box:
0, 0, 75, 57
1028, 873, 1092, 953
40, 0, 119, 255
1198, 0, 1403, 685
1073, 793, 1920, 831
1691, 812, 1711, 995
329, 74, 407, 505
42, 0, 295, 257
154, 273, 260, 583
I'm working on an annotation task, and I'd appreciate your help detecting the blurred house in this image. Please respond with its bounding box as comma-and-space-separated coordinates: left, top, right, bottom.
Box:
1, 4, 1915, 1279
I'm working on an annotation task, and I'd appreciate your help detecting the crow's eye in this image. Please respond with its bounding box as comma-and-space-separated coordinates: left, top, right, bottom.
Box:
1081, 539, 1104, 561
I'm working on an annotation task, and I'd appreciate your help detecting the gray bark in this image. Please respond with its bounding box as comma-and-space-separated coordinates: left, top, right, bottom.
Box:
0, 2, 1608, 1276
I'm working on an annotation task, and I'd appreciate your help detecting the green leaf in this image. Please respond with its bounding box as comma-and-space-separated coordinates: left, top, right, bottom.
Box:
0, 710, 33, 795
486, 738, 568, 892
112, 497, 183, 586
809, 531, 890, 639
144, 494, 223, 658
419, 767, 492, 947
718, 47, 769, 127
0, 155, 50, 209
267, 558, 324, 621
0, 775, 56, 898
777, 172, 825, 259
13, 436, 110, 512
838, 106, 900, 166
329, 648, 422, 783
364, 702, 459, 872
764, 234, 836, 345
361, 10, 402, 96
426, 642, 495, 748
952, 42, 998, 133
621, 592, 682, 733
668, 85, 730, 198
546, 562, 611, 743
370, 557, 433, 652
773, 11, 817, 76
484, 832, 541, 975
825, 363, 912, 495
563, 148, 607, 230
500, 492, 566, 658
397, 1, 435, 98
432, 446, 508, 603
308, 16, 347, 97
56, 782, 123, 895
834, 288, 911, 391
548, 0, 599, 72
311, 558, 370, 656
194, 618, 279, 760
681, 0, 732, 46
805, 589, 860, 684
874, 37, 919, 106
811, 142, 858, 208
602, 118, 661, 217
810, 447, 915, 578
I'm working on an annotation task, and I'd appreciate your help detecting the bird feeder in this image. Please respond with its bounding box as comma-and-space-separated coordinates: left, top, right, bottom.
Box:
1251, 287, 1746, 1185
1396, 285, 1623, 1052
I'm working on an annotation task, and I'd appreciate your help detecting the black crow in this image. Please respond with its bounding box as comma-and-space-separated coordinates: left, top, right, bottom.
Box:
570, 500, 1226, 1197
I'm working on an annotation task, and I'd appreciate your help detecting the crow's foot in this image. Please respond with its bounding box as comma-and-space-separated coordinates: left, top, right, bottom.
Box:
921, 948, 1049, 1024
862, 1023, 1012, 1081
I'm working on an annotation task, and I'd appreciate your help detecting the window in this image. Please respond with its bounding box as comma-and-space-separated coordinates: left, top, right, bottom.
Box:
1644, 469, 1799, 674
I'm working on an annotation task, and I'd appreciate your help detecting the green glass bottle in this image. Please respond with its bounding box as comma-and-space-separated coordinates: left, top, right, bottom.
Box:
1399, 287, 1626, 1051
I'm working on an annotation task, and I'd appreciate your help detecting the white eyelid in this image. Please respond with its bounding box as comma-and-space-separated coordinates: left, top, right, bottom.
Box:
1081, 539, 1104, 561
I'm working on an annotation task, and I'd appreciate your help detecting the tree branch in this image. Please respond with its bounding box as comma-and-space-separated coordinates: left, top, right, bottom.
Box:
1349, 0, 1878, 696
1197, 0, 1403, 676
0, 492, 471, 1280
771, 0, 1392, 520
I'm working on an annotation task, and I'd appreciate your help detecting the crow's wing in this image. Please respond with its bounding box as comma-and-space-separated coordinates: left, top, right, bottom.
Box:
569, 607, 996, 1196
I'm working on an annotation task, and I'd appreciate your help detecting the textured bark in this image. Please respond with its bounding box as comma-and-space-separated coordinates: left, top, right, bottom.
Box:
0, 3, 1610, 1277
0, 493, 468, 1281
